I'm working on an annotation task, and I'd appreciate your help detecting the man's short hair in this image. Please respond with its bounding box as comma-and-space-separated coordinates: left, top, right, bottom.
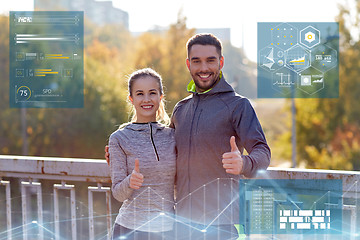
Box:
186, 33, 223, 58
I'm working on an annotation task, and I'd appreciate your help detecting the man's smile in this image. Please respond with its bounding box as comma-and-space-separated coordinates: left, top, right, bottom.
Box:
198, 73, 212, 80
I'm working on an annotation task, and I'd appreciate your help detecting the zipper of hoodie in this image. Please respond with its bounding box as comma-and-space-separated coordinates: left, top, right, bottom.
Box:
149, 123, 160, 161
188, 94, 200, 192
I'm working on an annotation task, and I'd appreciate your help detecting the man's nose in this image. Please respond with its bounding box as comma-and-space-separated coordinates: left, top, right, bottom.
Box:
200, 62, 209, 72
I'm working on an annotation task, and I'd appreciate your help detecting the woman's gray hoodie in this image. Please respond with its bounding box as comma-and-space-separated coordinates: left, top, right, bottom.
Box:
109, 122, 176, 232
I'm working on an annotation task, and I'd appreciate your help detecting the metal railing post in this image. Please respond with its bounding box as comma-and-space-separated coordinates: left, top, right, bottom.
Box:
21, 181, 43, 240
54, 181, 77, 240
88, 183, 112, 240
0, 180, 12, 240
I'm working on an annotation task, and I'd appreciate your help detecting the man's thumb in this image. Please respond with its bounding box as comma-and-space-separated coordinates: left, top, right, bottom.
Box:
134, 159, 140, 173
230, 136, 238, 152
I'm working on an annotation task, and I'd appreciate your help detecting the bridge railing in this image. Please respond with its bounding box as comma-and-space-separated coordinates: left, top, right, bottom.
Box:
0, 155, 359, 239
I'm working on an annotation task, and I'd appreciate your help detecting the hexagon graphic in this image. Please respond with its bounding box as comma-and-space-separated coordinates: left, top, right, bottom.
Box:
311, 44, 338, 72
300, 26, 320, 48
285, 44, 310, 72
297, 67, 324, 95
259, 45, 285, 72
305, 32, 315, 43
271, 23, 298, 50
272, 68, 297, 96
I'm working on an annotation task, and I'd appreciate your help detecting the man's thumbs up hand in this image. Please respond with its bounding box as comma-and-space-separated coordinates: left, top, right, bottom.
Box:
230, 135, 239, 152
129, 159, 144, 189
222, 136, 244, 175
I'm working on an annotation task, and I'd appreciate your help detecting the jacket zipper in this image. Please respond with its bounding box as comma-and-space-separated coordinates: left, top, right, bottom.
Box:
188, 94, 200, 191
195, 109, 203, 135
149, 123, 160, 161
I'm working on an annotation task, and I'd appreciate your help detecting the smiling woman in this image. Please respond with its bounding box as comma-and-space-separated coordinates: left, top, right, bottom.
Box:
127, 69, 169, 124
130, 76, 162, 123
108, 68, 176, 239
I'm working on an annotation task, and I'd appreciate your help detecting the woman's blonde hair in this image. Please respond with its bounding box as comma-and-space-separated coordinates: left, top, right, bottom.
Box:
126, 68, 170, 126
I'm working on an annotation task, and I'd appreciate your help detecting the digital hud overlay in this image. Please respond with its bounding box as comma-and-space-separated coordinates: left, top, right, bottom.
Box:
9, 11, 84, 108
257, 22, 339, 98
238, 179, 359, 238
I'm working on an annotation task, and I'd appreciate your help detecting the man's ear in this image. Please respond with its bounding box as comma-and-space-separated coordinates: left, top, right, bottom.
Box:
186, 58, 190, 70
220, 56, 224, 69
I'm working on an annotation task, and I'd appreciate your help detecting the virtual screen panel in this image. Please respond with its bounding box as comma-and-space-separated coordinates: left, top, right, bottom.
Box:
9, 11, 84, 108
257, 22, 339, 98
239, 179, 346, 236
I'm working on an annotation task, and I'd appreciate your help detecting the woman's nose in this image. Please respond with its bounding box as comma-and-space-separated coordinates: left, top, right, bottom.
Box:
143, 94, 150, 102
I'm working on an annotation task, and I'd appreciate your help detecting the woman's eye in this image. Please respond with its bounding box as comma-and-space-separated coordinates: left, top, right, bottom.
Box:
136, 93, 143, 96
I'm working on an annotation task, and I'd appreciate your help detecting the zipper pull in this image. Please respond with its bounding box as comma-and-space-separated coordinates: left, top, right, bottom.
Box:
149, 123, 160, 161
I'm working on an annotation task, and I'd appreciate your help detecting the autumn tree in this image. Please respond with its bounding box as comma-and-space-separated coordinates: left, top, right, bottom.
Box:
132, 12, 195, 112
277, 0, 360, 170
0, 15, 132, 158
161, 12, 195, 110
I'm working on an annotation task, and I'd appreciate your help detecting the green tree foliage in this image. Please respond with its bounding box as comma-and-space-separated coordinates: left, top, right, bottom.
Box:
277, 0, 360, 170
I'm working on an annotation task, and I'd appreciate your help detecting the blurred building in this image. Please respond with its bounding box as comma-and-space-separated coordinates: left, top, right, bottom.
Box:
34, 0, 129, 28
196, 28, 231, 43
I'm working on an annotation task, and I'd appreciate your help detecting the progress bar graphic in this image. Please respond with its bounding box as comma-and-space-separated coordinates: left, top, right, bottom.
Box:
9, 11, 84, 108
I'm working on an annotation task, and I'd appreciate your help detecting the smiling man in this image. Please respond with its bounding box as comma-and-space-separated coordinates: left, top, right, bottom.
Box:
186, 43, 224, 92
171, 33, 271, 240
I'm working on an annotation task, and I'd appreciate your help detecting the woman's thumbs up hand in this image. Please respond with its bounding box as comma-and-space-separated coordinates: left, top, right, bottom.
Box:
129, 159, 144, 189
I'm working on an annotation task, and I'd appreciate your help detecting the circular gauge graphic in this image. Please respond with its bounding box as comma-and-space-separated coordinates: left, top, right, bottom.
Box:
16, 86, 32, 101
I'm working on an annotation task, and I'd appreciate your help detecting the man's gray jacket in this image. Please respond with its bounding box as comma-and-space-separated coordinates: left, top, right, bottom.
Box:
170, 73, 271, 225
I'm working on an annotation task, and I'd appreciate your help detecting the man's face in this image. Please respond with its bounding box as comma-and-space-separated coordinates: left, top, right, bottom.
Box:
186, 44, 224, 92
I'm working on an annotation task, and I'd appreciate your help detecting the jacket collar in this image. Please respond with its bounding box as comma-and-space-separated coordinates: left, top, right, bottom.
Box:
187, 71, 235, 95
125, 122, 165, 131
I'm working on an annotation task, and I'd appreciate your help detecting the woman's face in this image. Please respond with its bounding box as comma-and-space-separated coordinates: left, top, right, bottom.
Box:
129, 76, 162, 123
